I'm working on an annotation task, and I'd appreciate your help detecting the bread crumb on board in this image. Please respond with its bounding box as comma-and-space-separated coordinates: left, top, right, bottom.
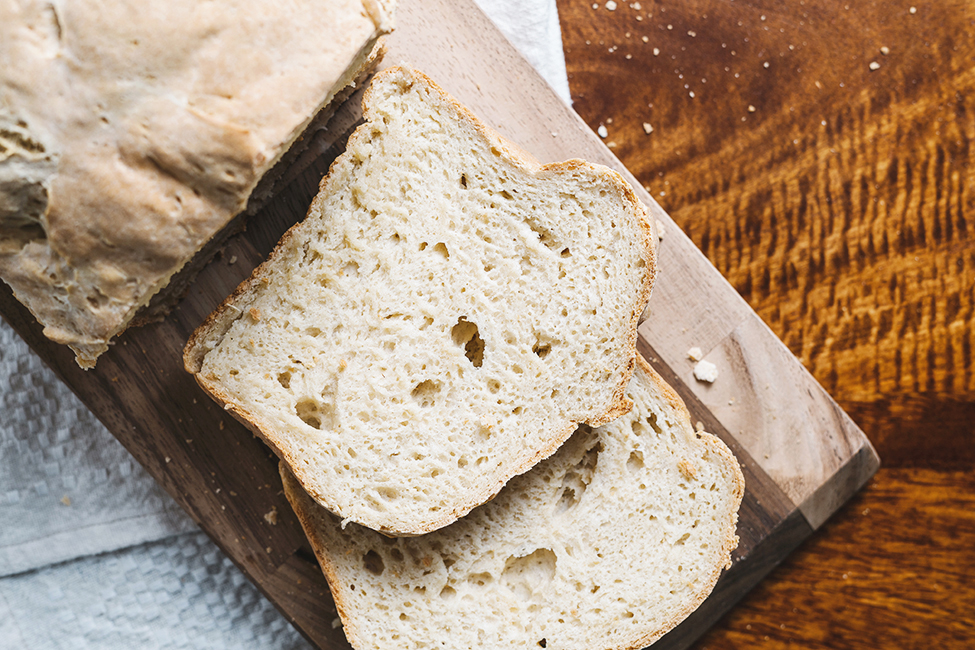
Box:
264, 506, 279, 526
693, 360, 719, 383
687, 347, 703, 361
61, 495, 72, 506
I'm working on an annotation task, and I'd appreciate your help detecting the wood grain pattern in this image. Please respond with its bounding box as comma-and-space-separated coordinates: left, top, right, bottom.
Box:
557, 0, 974, 647
693, 469, 975, 650
0, 0, 880, 648
558, 0, 974, 463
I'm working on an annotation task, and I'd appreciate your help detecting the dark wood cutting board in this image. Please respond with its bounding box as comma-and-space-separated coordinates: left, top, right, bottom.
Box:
0, 0, 878, 648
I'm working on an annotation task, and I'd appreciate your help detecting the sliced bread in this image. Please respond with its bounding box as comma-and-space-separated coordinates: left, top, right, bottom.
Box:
281, 356, 744, 650
0, 0, 395, 367
184, 66, 656, 535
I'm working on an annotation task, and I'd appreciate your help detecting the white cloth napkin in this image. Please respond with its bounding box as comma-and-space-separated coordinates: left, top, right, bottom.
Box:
0, 324, 198, 578
0, 2, 570, 648
474, 0, 572, 104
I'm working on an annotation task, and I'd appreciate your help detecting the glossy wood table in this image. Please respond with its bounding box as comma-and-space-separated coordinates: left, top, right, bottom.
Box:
556, 0, 974, 647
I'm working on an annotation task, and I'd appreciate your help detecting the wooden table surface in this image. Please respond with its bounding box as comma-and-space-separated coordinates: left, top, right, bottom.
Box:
555, 0, 974, 647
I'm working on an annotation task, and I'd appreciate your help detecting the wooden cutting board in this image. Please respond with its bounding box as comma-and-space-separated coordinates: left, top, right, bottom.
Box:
0, 0, 878, 648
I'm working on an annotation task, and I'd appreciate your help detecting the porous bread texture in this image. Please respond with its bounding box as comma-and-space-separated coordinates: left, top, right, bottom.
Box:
282, 357, 744, 650
0, 0, 395, 367
185, 66, 656, 536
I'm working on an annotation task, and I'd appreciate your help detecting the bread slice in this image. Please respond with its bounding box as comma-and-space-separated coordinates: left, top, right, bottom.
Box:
0, 0, 396, 367
184, 66, 656, 535
282, 357, 744, 650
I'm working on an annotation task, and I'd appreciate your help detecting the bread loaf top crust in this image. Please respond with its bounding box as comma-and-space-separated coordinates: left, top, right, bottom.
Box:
185, 66, 657, 535
282, 356, 744, 650
0, 0, 395, 367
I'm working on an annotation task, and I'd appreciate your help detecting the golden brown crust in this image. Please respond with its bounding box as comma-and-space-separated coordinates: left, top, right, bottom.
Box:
1, 0, 395, 368
186, 65, 657, 535
279, 464, 365, 646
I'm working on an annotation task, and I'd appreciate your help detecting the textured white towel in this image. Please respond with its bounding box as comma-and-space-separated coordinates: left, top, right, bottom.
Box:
0, 324, 198, 578
0, 2, 570, 647
474, 0, 572, 104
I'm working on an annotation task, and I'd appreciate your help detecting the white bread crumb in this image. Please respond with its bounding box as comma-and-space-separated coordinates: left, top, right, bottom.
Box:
693, 360, 719, 383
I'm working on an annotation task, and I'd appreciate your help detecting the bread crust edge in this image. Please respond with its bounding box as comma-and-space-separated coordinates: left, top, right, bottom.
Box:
279, 354, 745, 650
184, 65, 658, 536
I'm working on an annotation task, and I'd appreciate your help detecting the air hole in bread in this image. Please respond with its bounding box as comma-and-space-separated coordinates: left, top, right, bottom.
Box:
277, 371, 292, 389
524, 214, 561, 251
647, 413, 663, 435
301, 243, 323, 264
556, 436, 600, 514
295, 398, 321, 429
555, 487, 577, 514
439, 585, 457, 600
295, 398, 336, 430
433, 242, 449, 259
459, 174, 468, 189
418, 242, 428, 251
86, 290, 109, 309
627, 450, 645, 472
538, 640, 547, 648
390, 548, 404, 562
467, 572, 493, 587
560, 247, 571, 258
532, 332, 554, 359
411, 380, 441, 407
451, 317, 484, 367
363, 550, 384, 576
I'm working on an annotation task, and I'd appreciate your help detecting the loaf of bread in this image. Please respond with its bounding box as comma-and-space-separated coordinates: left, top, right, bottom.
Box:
184, 66, 656, 535
282, 357, 744, 650
0, 0, 396, 367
